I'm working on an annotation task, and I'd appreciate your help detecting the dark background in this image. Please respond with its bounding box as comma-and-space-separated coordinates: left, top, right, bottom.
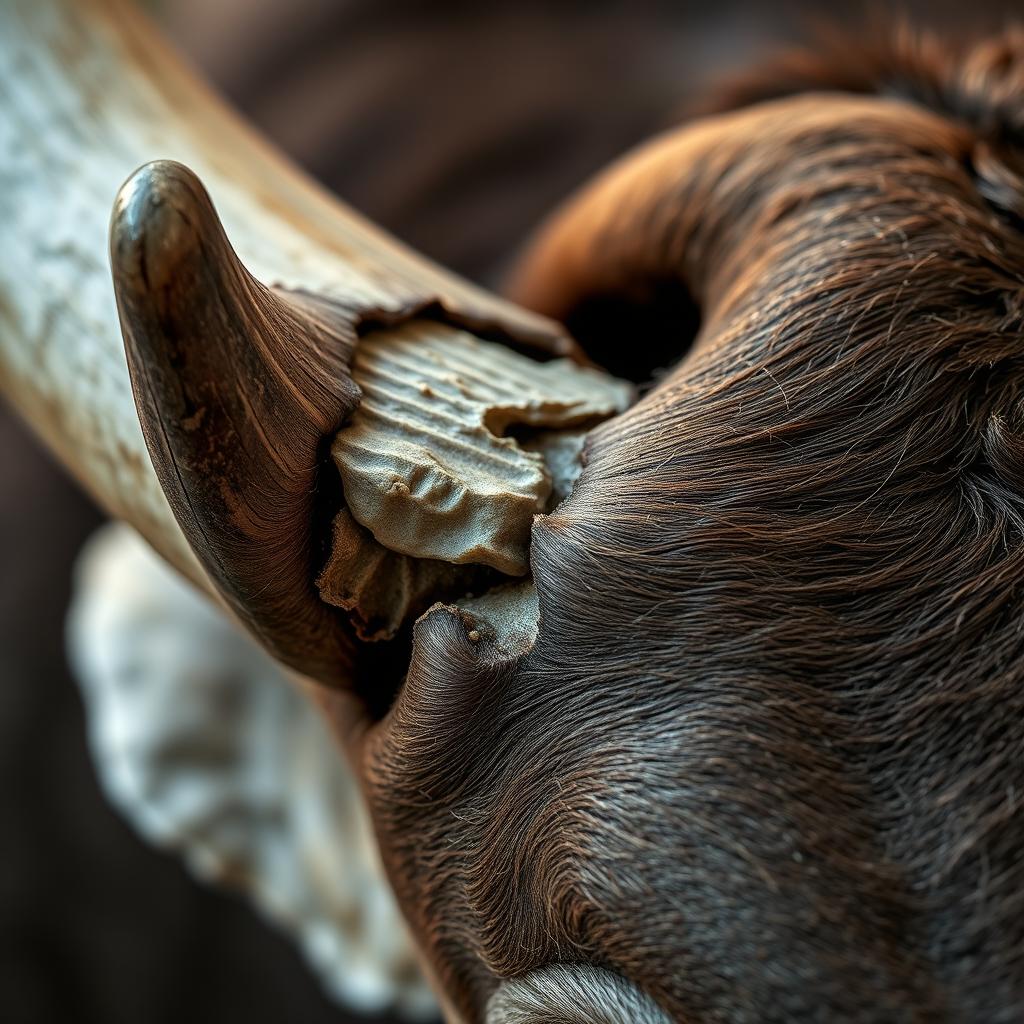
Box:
2, 1, 1017, 1021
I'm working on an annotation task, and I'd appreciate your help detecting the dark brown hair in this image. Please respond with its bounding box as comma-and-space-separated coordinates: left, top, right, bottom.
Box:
359, 28, 1024, 1022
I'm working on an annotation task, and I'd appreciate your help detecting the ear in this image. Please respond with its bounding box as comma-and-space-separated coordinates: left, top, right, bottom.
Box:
486, 964, 671, 1024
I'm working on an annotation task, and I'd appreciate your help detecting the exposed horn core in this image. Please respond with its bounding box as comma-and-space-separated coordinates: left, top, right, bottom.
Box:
331, 321, 632, 575
456, 580, 540, 658
318, 322, 629, 644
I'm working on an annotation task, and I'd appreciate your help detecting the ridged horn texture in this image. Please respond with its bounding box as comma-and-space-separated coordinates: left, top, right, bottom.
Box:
334, 321, 633, 575
111, 160, 361, 684
316, 508, 492, 644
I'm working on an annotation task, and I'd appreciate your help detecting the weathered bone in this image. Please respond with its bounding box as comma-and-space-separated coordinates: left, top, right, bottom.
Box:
0, 0, 631, 688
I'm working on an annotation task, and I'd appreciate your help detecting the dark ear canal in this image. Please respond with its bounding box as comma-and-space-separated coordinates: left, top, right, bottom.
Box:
485, 965, 672, 1024
561, 277, 701, 386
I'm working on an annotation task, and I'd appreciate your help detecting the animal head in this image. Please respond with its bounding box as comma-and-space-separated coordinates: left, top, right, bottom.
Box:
5, 4, 1024, 1020
361, 32, 1024, 1021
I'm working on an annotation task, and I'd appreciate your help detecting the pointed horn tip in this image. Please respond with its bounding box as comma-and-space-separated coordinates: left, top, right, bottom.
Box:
110, 160, 223, 295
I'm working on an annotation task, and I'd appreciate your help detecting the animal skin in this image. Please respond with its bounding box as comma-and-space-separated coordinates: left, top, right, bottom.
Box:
352, 31, 1024, 1023
73, 26, 1024, 1024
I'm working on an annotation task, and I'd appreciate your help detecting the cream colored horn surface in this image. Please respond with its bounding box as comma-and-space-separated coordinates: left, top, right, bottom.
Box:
0, 0, 565, 590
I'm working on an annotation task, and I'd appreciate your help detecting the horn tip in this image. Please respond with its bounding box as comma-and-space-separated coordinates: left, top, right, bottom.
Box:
110, 160, 218, 295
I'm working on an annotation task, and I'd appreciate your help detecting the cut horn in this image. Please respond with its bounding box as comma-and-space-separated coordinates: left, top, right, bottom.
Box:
0, 0, 629, 687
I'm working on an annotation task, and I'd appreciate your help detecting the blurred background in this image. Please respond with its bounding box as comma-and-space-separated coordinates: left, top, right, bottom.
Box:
2, 1, 1019, 1021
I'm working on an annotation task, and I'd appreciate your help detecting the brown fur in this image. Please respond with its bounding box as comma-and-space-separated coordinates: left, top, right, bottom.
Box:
350, 30, 1024, 1023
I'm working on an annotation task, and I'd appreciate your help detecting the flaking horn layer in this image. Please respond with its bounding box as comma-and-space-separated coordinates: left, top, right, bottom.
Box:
331, 321, 633, 577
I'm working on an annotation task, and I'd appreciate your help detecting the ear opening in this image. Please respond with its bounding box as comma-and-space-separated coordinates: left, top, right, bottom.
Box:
485, 964, 671, 1024
558, 277, 701, 387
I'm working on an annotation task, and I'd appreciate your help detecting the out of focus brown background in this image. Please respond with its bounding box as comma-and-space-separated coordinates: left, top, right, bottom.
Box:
2, 2, 1018, 1021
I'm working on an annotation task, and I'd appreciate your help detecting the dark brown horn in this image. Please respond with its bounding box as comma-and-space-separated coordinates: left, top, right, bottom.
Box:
111, 160, 361, 684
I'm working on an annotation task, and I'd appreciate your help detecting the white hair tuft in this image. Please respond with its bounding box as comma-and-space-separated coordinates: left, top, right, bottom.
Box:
486, 963, 671, 1024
